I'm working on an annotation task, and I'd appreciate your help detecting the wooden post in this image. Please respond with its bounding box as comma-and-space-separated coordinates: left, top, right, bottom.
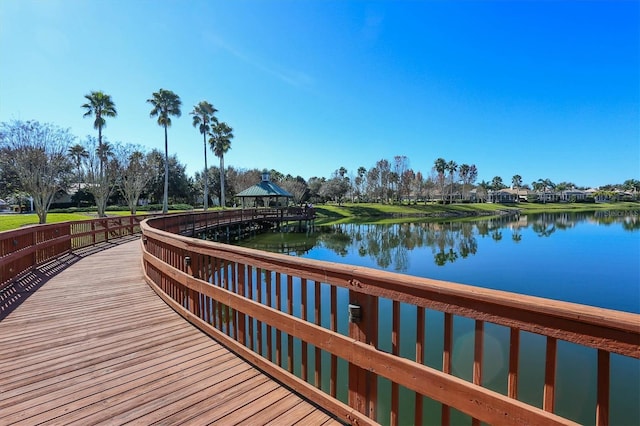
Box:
348, 288, 378, 420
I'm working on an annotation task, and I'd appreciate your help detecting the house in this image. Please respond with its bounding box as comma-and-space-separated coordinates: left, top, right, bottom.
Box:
488, 188, 529, 203
559, 190, 587, 202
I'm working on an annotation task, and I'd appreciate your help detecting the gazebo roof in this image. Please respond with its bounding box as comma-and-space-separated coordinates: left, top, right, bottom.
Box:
236, 170, 292, 198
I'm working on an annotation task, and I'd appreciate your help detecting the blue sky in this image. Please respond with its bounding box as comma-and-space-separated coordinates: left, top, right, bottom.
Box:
1, 0, 638, 188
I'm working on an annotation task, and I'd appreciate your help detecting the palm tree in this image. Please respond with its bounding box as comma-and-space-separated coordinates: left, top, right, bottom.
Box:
434, 158, 446, 202
512, 174, 522, 190
82, 91, 117, 178
96, 141, 114, 167
446, 160, 458, 203
147, 89, 182, 214
512, 174, 523, 201
536, 178, 555, 203
209, 122, 234, 208
459, 164, 470, 201
68, 144, 89, 207
190, 101, 217, 210
477, 180, 490, 202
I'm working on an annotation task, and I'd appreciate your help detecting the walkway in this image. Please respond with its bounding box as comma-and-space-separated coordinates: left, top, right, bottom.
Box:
0, 237, 341, 425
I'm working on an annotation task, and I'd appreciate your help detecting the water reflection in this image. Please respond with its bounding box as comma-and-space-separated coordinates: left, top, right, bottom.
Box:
238, 212, 638, 273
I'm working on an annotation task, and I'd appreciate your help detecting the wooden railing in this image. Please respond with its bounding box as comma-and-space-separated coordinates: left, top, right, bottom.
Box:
141, 212, 640, 426
0, 208, 313, 291
148, 207, 315, 237
0, 215, 149, 290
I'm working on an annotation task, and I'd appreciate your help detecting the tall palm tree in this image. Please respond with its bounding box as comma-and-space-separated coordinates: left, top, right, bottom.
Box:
68, 144, 89, 207
82, 91, 117, 178
434, 158, 446, 203
446, 160, 458, 203
512, 174, 523, 201
148, 89, 182, 214
190, 101, 217, 211
209, 121, 234, 208
459, 163, 470, 201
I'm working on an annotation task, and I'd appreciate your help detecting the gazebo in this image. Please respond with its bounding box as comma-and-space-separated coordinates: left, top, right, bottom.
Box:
235, 170, 293, 208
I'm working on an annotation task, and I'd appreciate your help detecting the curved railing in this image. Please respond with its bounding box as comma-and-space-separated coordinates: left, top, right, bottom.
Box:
0, 215, 149, 290
141, 211, 639, 426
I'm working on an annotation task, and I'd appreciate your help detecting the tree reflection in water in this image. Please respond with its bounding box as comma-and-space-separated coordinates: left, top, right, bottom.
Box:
236, 211, 638, 272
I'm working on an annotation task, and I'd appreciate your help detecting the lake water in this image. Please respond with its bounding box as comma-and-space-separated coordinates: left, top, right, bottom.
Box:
235, 211, 640, 425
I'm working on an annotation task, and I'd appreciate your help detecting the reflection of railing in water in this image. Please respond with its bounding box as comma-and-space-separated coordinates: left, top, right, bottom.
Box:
141, 211, 639, 426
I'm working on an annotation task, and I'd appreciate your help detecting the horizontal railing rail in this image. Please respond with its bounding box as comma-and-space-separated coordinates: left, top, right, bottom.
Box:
141, 212, 640, 426
0, 215, 150, 290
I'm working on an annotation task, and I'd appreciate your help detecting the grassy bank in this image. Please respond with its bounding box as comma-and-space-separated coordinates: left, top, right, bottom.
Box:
1, 202, 637, 232
0, 213, 95, 232
313, 201, 640, 224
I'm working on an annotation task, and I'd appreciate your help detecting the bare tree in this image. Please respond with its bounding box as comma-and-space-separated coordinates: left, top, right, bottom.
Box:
82, 136, 117, 217
115, 145, 158, 214
0, 120, 74, 223
280, 178, 308, 206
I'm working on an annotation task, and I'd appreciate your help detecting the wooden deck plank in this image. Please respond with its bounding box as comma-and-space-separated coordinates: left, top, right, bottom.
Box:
0, 239, 341, 426
1, 346, 228, 420
0, 339, 214, 409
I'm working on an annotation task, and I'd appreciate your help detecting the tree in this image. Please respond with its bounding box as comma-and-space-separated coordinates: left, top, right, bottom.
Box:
280, 177, 308, 206
459, 164, 470, 200
623, 179, 640, 199
148, 89, 182, 214
320, 176, 350, 205
144, 150, 194, 206
412, 171, 425, 203
477, 180, 491, 202
190, 100, 217, 210
209, 121, 234, 208
0, 120, 74, 223
491, 176, 506, 190
116, 146, 158, 214
82, 91, 117, 178
394, 156, 409, 202
68, 143, 89, 207
307, 176, 325, 203
536, 178, 555, 203
82, 137, 117, 216
354, 166, 367, 202
446, 160, 458, 203
459, 164, 478, 201
433, 158, 447, 202
512, 174, 523, 190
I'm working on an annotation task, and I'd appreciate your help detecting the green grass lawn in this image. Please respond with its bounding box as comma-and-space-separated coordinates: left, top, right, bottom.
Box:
314, 201, 639, 223
0, 213, 96, 232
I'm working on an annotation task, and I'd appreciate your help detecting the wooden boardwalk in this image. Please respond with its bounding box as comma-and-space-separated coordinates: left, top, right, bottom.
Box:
0, 237, 341, 425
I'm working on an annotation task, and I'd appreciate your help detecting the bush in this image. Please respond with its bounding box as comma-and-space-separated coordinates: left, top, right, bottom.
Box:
577, 197, 596, 204
170, 203, 194, 211
49, 206, 96, 213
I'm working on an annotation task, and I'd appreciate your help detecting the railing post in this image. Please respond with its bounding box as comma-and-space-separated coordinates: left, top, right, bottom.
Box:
184, 253, 195, 314
348, 288, 378, 420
